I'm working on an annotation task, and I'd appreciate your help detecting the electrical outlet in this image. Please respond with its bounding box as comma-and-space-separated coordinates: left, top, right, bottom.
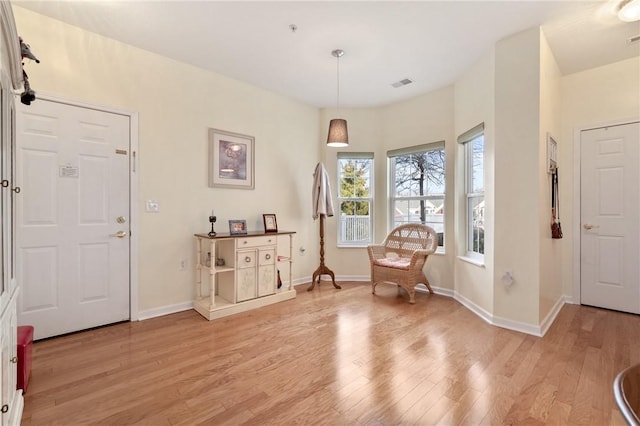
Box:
502, 269, 514, 287
179, 259, 187, 271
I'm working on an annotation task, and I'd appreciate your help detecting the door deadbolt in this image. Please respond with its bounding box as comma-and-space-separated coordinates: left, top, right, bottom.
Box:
117, 216, 127, 224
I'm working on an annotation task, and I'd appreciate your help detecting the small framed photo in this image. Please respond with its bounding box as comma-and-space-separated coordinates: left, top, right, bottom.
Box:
209, 128, 255, 189
547, 132, 558, 174
229, 219, 248, 235
263, 214, 278, 233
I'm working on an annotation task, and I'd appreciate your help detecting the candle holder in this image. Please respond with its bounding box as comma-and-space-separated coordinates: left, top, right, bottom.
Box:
208, 215, 217, 237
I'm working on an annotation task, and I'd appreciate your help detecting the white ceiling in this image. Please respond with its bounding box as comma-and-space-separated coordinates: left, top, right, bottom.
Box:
14, 0, 640, 108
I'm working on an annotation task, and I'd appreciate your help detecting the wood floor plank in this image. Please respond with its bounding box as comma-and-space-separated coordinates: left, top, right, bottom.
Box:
21, 282, 640, 425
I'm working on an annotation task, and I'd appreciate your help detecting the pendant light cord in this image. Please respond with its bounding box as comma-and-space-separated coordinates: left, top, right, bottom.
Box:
336, 53, 340, 115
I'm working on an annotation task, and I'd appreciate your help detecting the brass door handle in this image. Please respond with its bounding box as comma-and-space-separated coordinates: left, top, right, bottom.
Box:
583, 224, 599, 230
110, 230, 127, 238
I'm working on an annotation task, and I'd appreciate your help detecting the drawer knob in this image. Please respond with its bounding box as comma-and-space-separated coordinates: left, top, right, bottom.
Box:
1, 404, 8, 413
265, 254, 271, 260
10, 356, 17, 364
245, 256, 251, 263
243, 241, 248, 245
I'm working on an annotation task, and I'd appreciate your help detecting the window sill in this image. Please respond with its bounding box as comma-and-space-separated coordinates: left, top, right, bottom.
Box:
457, 255, 485, 267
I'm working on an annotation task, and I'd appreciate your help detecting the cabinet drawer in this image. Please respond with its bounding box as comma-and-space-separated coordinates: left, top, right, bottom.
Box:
237, 250, 256, 269
258, 248, 276, 266
236, 235, 277, 249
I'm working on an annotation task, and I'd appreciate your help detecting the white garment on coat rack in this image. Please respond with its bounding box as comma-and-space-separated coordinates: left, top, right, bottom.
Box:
312, 162, 334, 220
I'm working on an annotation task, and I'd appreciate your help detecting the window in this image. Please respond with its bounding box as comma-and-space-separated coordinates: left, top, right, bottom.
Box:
388, 143, 445, 249
337, 153, 373, 246
459, 123, 485, 258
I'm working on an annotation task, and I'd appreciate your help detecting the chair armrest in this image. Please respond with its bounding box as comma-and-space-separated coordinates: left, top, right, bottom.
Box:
367, 244, 386, 260
408, 249, 431, 267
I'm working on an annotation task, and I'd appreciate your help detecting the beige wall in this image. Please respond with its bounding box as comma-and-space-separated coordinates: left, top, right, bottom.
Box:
493, 28, 541, 324
15, 5, 639, 330
318, 107, 384, 279
380, 86, 456, 289
538, 31, 563, 322
319, 86, 455, 289
15, 7, 321, 312
453, 48, 495, 312
561, 57, 640, 300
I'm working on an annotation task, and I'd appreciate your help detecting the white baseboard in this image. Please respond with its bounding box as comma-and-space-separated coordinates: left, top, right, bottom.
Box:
428, 285, 455, 297
539, 295, 571, 336
136, 278, 569, 337
452, 291, 569, 337
137, 301, 194, 321
452, 290, 495, 327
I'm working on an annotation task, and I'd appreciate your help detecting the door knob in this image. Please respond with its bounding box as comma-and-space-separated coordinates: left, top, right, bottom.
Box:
583, 224, 599, 230
110, 230, 127, 238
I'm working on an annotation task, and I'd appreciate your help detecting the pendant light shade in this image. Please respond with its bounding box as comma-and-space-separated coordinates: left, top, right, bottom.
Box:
327, 49, 348, 147
327, 119, 349, 147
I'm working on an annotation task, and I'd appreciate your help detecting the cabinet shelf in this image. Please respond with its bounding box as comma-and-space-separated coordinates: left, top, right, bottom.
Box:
213, 266, 235, 273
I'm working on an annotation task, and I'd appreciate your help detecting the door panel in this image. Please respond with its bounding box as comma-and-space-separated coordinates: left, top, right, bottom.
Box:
16, 99, 130, 339
580, 122, 640, 314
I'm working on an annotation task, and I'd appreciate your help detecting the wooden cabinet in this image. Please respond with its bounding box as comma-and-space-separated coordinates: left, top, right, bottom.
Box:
193, 231, 295, 320
0, 3, 24, 424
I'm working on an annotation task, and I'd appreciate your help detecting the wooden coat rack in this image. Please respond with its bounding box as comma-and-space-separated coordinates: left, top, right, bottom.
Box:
308, 215, 341, 291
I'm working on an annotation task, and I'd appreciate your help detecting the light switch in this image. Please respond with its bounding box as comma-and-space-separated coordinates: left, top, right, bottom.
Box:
145, 200, 160, 212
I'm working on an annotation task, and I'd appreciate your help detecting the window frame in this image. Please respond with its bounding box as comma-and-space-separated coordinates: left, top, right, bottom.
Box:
459, 123, 485, 261
387, 142, 446, 253
336, 153, 374, 247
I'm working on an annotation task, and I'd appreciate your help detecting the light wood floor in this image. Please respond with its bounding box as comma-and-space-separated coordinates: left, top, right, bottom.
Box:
21, 282, 639, 425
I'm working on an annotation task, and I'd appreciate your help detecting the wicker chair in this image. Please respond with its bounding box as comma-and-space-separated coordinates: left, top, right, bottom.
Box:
367, 223, 438, 304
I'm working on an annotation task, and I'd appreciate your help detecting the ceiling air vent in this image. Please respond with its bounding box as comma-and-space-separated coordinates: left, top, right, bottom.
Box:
391, 78, 414, 88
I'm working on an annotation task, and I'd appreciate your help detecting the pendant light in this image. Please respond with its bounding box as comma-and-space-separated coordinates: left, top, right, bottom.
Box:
327, 49, 349, 147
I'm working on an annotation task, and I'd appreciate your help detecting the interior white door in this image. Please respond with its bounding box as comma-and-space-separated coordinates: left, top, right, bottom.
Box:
580, 121, 640, 314
16, 99, 130, 339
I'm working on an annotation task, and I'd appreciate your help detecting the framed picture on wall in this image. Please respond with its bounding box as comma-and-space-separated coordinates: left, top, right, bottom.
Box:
209, 128, 255, 189
263, 214, 278, 233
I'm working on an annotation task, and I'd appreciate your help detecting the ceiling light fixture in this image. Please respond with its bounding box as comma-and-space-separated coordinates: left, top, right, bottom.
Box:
327, 49, 348, 147
618, 0, 640, 22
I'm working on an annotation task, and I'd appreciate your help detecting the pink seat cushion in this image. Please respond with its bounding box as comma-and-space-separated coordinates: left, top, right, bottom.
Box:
374, 257, 410, 270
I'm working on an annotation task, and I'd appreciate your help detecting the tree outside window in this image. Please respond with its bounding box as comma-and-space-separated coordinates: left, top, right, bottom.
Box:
389, 144, 445, 248
337, 154, 373, 246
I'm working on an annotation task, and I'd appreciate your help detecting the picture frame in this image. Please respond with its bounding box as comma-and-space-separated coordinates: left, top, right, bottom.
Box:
547, 132, 558, 174
229, 219, 248, 235
209, 128, 255, 189
263, 214, 278, 233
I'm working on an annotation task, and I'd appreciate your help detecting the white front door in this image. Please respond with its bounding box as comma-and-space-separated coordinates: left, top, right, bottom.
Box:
580, 121, 640, 314
16, 99, 131, 339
